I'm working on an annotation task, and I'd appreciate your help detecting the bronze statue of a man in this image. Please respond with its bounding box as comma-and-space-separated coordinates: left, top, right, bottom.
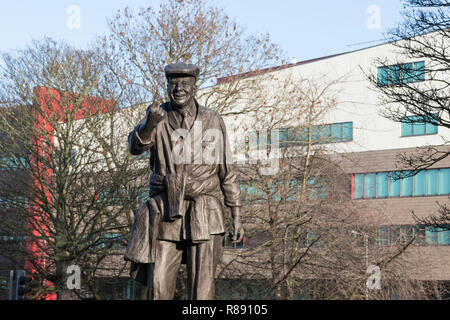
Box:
124, 63, 244, 300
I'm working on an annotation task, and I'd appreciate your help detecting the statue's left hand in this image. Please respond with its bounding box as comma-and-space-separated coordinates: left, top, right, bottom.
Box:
231, 207, 244, 243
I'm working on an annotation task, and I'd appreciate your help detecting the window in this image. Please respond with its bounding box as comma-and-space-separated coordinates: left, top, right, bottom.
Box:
376, 172, 389, 198
401, 114, 438, 137
0, 196, 28, 209
439, 169, 450, 195
97, 233, 126, 250
400, 172, 413, 197
0, 156, 28, 170
425, 225, 450, 246
413, 170, 426, 196
373, 225, 445, 247
426, 169, 438, 196
353, 174, 364, 199
364, 173, 376, 198
308, 177, 329, 200
241, 176, 329, 202
97, 188, 127, 204
300, 231, 321, 247
248, 122, 353, 149
352, 168, 450, 199
378, 61, 425, 86
331, 122, 353, 142
377, 227, 389, 246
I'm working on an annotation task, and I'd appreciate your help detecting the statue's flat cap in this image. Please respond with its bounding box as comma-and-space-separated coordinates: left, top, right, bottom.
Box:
164, 63, 200, 80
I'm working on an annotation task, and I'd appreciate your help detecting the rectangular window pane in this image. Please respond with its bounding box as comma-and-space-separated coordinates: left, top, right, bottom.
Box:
438, 226, 450, 245
425, 114, 438, 134
390, 65, 401, 84
364, 173, 376, 198
425, 122, 438, 134
413, 61, 425, 81
247, 131, 258, 150
426, 169, 438, 196
425, 226, 438, 245
377, 227, 389, 246
310, 125, 323, 143
377, 172, 388, 198
389, 172, 401, 197
401, 63, 414, 83
413, 122, 426, 135
354, 174, 364, 199
390, 226, 399, 245
377, 67, 389, 86
439, 168, 450, 195
331, 123, 343, 141
342, 122, 353, 141
401, 120, 413, 136
400, 172, 413, 197
413, 170, 426, 196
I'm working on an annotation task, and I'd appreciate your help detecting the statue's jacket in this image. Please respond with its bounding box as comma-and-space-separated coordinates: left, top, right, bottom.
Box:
124, 100, 242, 271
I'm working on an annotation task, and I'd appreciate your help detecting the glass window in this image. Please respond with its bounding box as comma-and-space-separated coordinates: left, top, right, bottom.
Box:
400, 172, 413, 197
342, 122, 353, 141
413, 121, 426, 135
389, 172, 401, 197
426, 169, 438, 196
376, 172, 388, 198
354, 174, 364, 199
438, 226, 450, 245
413, 170, 426, 196
378, 61, 425, 86
402, 114, 437, 136
390, 65, 401, 84
377, 227, 389, 246
377, 67, 389, 86
401, 121, 413, 136
310, 126, 322, 143
439, 168, 450, 195
247, 131, 258, 151
364, 173, 376, 198
401, 63, 414, 83
425, 226, 439, 245
258, 130, 270, 149
319, 125, 331, 142
390, 226, 400, 244
413, 61, 425, 81
331, 123, 342, 141
425, 121, 438, 134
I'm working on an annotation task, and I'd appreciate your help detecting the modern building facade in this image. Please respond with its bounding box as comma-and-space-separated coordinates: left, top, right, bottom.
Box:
217, 30, 450, 286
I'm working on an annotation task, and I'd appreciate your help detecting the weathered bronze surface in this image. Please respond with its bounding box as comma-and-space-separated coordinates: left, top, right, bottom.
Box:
124, 62, 244, 300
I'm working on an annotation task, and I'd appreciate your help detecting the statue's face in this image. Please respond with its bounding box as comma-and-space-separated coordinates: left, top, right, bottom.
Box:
167, 75, 196, 108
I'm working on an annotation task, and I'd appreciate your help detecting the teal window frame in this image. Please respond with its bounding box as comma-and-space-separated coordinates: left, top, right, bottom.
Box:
353, 168, 450, 199
376, 172, 389, 198
377, 227, 389, 246
426, 169, 438, 196
0, 156, 29, 170
401, 114, 438, 137
253, 122, 353, 149
378, 61, 425, 86
439, 169, 450, 195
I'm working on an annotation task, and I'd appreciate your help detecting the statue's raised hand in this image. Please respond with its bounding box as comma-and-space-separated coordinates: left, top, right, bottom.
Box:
138, 101, 165, 141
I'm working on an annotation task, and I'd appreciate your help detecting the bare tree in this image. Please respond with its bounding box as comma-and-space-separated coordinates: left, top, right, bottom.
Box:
98, 0, 285, 115
367, 0, 450, 229
0, 38, 147, 299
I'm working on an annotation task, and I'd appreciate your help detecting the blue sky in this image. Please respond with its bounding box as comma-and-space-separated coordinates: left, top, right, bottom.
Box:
0, 0, 404, 62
